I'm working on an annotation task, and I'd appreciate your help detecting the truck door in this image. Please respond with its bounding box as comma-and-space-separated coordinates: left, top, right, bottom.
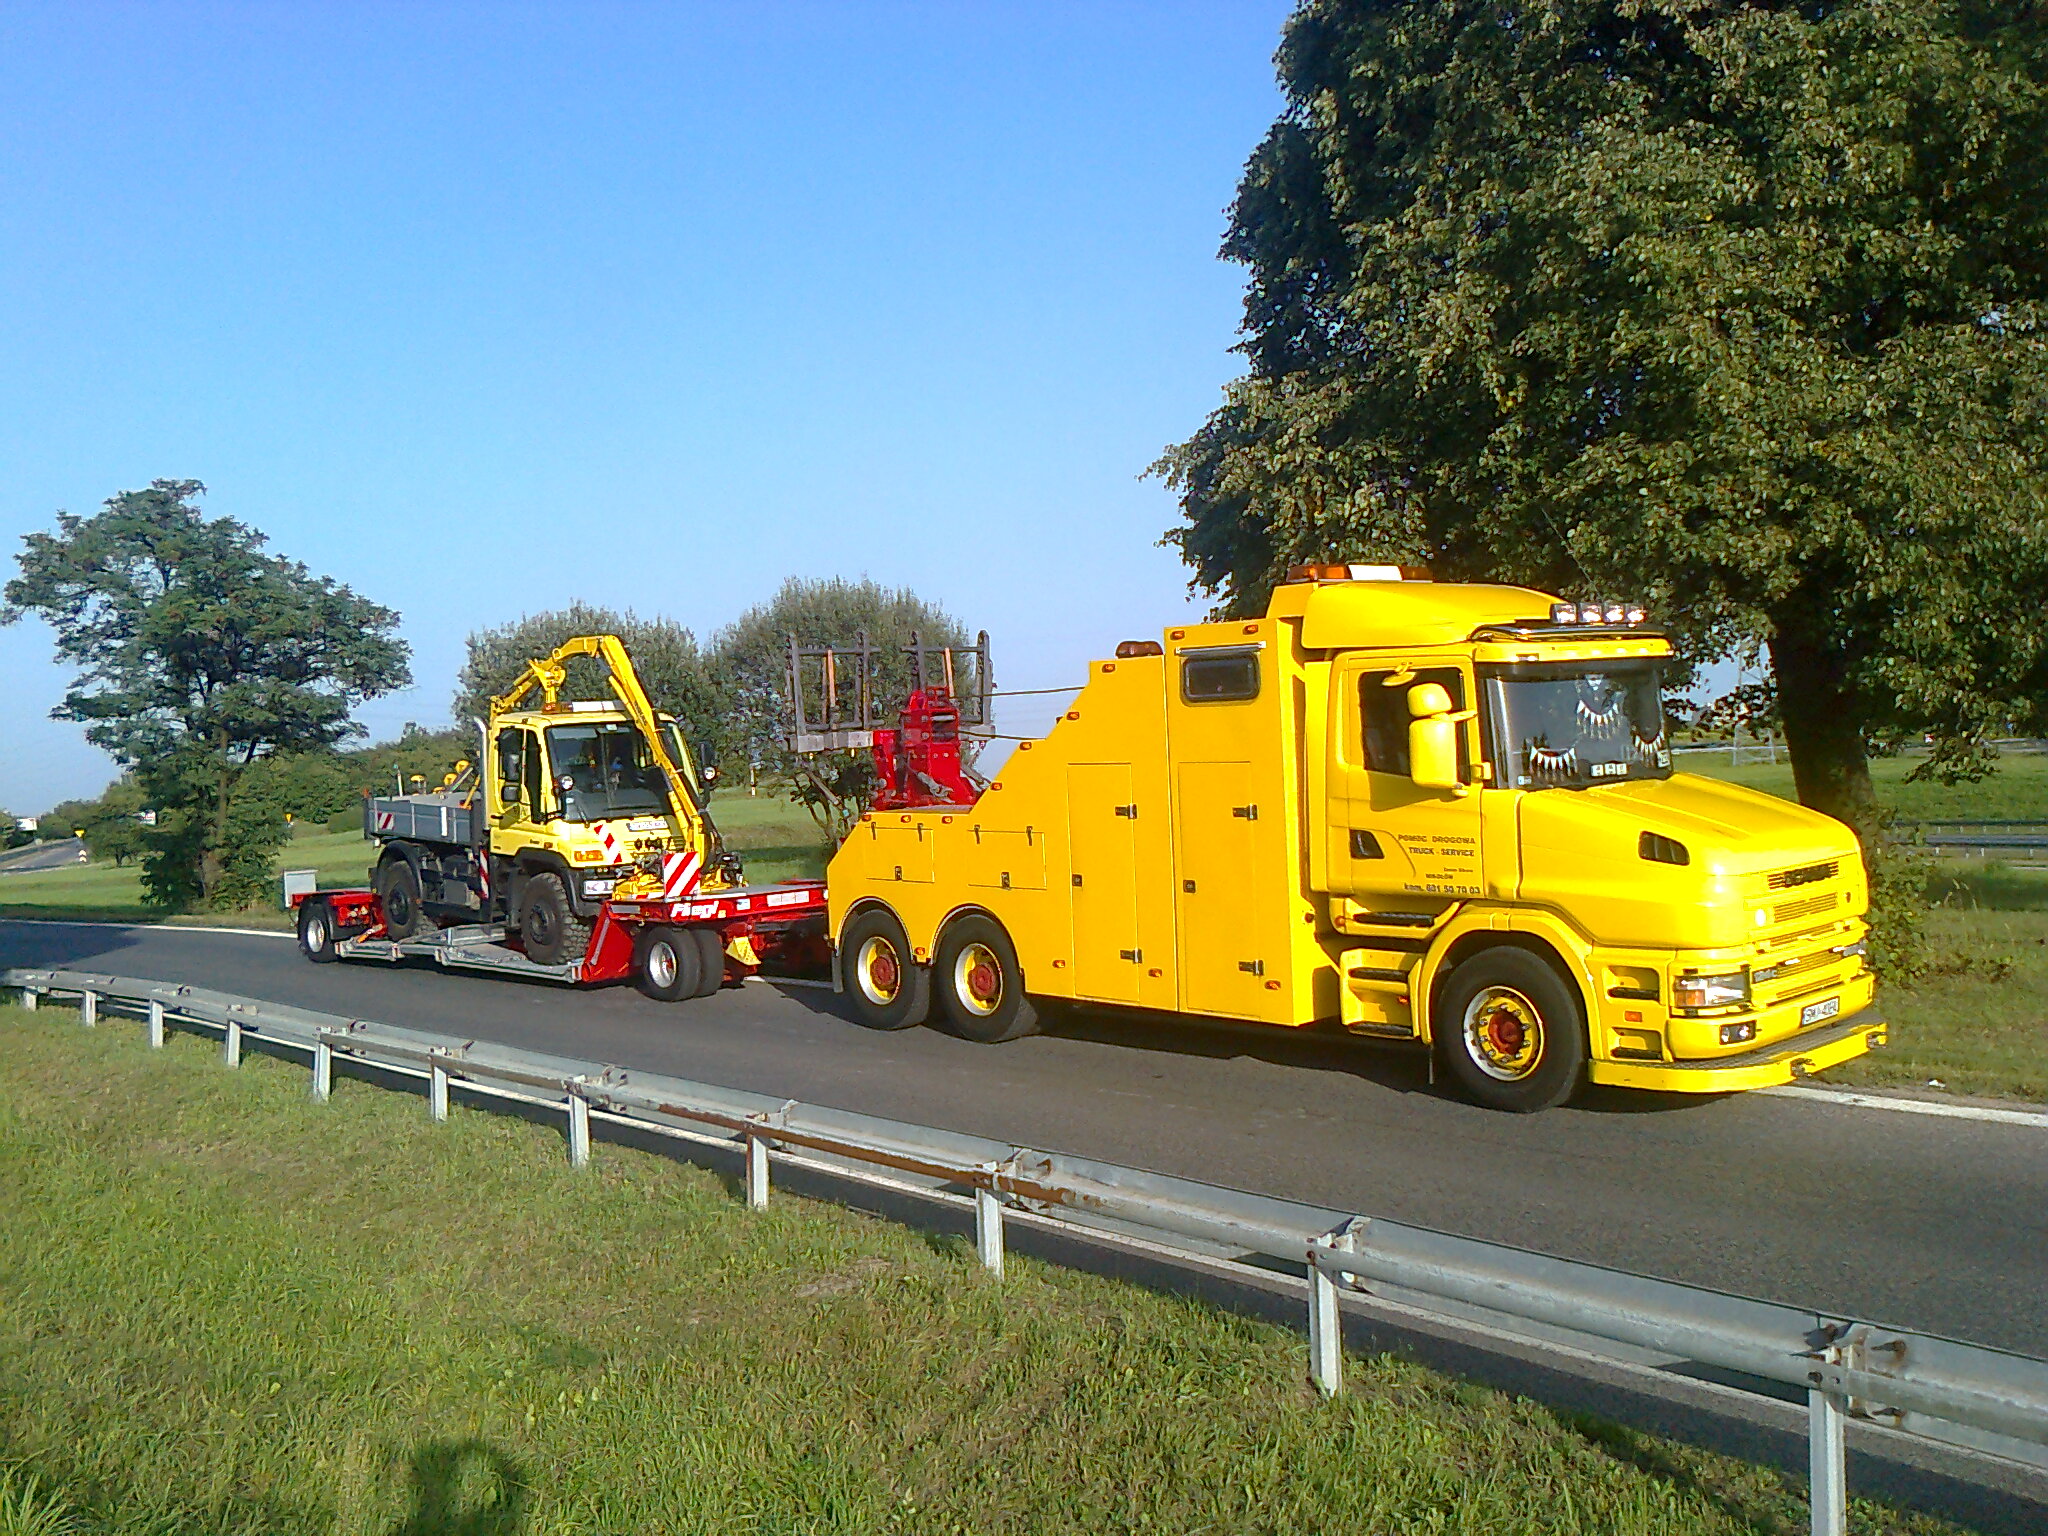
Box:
1324, 661, 1484, 911
1067, 763, 1142, 1003
1173, 760, 1266, 1018
492, 728, 547, 840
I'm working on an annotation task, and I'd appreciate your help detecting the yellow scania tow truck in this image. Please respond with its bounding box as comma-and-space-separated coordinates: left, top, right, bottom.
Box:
819, 567, 1882, 1112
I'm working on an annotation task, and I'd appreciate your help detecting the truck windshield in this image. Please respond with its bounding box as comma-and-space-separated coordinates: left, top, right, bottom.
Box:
1482, 661, 1671, 789
546, 722, 671, 821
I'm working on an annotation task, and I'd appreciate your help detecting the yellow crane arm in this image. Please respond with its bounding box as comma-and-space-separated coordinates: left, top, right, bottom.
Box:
489, 634, 720, 877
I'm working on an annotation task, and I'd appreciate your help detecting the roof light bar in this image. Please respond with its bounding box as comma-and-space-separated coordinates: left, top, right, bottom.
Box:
1549, 601, 1651, 627
1284, 563, 1434, 584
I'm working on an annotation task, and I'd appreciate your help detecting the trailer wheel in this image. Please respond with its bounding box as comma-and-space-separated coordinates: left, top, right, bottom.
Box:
934, 915, 1039, 1044
374, 855, 429, 940
297, 899, 338, 963
520, 872, 591, 966
839, 907, 930, 1030
1434, 946, 1587, 1113
689, 927, 727, 996
634, 925, 702, 1002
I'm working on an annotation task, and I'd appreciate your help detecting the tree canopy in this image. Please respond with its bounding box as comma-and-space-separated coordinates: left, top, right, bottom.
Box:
455, 604, 725, 751
709, 577, 974, 836
1155, 0, 2048, 825
3, 480, 410, 907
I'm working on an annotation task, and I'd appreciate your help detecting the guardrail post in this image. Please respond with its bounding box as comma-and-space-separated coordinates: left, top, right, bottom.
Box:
19, 985, 36, 1011
745, 1131, 769, 1210
429, 1058, 450, 1122
1308, 1221, 1363, 1398
147, 999, 165, 1049
974, 1178, 1004, 1277
312, 1039, 333, 1102
80, 989, 98, 1028
566, 1089, 591, 1168
222, 1018, 242, 1068
1808, 1384, 1848, 1536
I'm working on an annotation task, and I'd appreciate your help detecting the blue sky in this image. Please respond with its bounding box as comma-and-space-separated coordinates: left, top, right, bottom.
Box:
0, 1, 1296, 814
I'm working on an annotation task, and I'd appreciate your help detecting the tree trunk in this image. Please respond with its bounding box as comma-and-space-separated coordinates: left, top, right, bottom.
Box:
1770, 610, 1877, 835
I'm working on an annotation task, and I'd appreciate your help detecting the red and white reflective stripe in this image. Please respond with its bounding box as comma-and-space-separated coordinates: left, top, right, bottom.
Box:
661, 850, 702, 900
374, 811, 394, 832
591, 821, 624, 862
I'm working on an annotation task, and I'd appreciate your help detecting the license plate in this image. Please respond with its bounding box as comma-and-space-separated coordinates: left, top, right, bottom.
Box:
1801, 996, 1841, 1027
626, 816, 667, 831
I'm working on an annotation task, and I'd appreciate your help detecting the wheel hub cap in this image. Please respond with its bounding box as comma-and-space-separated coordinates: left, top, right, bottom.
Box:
1462, 986, 1544, 1081
858, 938, 900, 1003
955, 943, 1002, 1015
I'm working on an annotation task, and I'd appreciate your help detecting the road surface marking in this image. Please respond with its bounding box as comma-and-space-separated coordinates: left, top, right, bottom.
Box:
1759, 1084, 2048, 1128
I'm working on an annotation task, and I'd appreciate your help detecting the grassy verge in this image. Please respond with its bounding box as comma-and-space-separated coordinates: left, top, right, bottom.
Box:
1682, 749, 2048, 820
0, 1005, 1966, 1536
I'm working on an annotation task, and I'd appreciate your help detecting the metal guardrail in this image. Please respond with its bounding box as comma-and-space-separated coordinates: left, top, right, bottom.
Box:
8, 967, 2046, 1536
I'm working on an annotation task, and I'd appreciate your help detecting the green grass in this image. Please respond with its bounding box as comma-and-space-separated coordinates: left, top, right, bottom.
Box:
1683, 750, 2048, 821
0, 1006, 1968, 1536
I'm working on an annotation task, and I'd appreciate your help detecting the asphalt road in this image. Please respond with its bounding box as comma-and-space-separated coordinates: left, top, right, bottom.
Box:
0, 838, 86, 874
5, 918, 2044, 1360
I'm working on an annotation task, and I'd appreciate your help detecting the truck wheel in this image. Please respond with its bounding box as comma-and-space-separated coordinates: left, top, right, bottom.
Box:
934, 915, 1039, 1044
374, 856, 429, 940
634, 925, 702, 1002
689, 927, 727, 996
839, 907, 930, 1030
1434, 947, 1587, 1113
297, 899, 337, 963
520, 872, 592, 966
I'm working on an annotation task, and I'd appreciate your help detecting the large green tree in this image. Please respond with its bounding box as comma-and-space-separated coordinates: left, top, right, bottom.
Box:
1156, 0, 2048, 827
3, 480, 410, 908
454, 603, 725, 750
709, 577, 976, 837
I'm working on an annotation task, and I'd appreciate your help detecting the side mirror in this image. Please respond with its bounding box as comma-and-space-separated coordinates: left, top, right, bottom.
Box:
1406, 683, 1471, 795
499, 783, 520, 809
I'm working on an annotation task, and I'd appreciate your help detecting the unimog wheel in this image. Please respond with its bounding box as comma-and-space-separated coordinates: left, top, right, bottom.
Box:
1434, 946, 1588, 1113
838, 906, 929, 1030
520, 872, 592, 967
934, 914, 1039, 1044
374, 855, 430, 940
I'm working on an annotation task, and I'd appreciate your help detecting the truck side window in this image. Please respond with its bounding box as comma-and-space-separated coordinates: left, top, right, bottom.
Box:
522, 730, 545, 812
495, 729, 525, 803
1181, 648, 1260, 703
1360, 668, 1467, 779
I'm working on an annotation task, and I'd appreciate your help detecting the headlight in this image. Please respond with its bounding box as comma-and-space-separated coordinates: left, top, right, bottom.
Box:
1673, 970, 1748, 1010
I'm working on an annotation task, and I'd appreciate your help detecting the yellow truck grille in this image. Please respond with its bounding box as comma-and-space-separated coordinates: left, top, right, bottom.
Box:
1773, 890, 1839, 926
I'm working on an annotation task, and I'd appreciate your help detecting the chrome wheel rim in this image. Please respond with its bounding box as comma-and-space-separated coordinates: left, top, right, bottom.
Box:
304, 910, 327, 950
646, 938, 679, 991
952, 941, 1002, 1017
1462, 986, 1545, 1081
855, 935, 901, 1005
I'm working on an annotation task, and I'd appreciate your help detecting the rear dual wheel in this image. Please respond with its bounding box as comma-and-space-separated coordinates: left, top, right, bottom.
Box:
934, 915, 1038, 1044
839, 907, 929, 1030
634, 925, 726, 1002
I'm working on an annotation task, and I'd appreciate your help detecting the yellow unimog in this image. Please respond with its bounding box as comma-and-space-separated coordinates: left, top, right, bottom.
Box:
826, 567, 1882, 1111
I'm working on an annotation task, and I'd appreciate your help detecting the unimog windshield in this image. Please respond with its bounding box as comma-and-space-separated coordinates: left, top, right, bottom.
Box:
545, 720, 672, 821
1481, 659, 1671, 790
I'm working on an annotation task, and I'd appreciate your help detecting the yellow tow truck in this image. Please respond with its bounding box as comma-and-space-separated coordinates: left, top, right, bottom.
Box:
821, 567, 1882, 1111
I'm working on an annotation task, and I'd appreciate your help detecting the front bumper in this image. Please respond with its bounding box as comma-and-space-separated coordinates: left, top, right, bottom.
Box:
1588, 1010, 1885, 1094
